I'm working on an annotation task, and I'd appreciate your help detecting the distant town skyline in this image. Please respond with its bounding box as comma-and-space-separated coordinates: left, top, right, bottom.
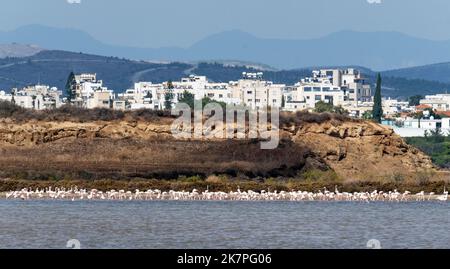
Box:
1, 0, 450, 48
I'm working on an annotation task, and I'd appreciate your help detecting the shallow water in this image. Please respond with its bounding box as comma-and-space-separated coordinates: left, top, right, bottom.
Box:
0, 200, 448, 249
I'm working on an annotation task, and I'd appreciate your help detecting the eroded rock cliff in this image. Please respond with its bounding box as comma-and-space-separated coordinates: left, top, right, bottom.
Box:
290, 120, 433, 180
0, 117, 434, 180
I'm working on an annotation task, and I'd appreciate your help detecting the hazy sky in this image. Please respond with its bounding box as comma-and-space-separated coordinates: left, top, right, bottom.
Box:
1, 0, 449, 47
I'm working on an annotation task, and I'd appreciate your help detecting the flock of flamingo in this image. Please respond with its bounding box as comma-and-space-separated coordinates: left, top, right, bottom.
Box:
2, 187, 448, 202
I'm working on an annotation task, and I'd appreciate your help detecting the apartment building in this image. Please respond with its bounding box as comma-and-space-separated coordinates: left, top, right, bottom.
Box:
420, 94, 450, 111
340, 69, 372, 103
120, 82, 163, 110
70, 73, 114, 109
0, 85, 62, 110
285, 69, 373, 112
169, 75, 237, 105
229, 72, 285, 109
120, 75, 247, 110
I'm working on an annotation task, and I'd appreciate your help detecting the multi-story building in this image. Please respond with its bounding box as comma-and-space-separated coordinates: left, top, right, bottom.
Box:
394, 117, 450, 137
285, 68, 372, 112
120, 82, 163, 110
382, 98, 411, 117
229, 72, 285, 109
169, 75, 237, 105
0, 85, 62, 110
119, 75, 247, 110
420, 94, 450, 111
70, 73, 114, 109
339, 69, 372, 103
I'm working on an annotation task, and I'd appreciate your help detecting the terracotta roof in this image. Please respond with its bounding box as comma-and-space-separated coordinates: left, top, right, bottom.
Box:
436, 110, 450, 117
416, 104, 432, 110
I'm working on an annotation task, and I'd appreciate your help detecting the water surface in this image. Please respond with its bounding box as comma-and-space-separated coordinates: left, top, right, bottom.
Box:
0, 201, 448, 249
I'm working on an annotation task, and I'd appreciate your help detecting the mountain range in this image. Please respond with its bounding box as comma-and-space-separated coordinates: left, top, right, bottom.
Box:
3, 25, 450, 71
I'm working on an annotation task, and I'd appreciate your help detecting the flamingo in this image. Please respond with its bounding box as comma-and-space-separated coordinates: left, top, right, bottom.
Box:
436, 187, 448, 201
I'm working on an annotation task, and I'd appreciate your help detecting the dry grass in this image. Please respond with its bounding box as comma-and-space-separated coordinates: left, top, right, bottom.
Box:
0, 137, 322, 181
0, 102, 173, 123
1, 101, 356, 127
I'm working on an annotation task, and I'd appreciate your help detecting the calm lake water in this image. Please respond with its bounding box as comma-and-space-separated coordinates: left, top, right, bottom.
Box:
0, 201, 448, 249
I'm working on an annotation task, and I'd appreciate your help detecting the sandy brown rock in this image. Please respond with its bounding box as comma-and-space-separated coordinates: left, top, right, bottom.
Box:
291, 121, 434, 180
0, 118, 435, 180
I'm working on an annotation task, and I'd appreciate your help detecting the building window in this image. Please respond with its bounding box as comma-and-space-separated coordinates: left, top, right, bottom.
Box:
322, 87, 331, 92
219, 94, 223, 98
313, 87, 321, 92
255, 99, 261, 103
248, 99, 253, 102
247, 91, 253, 94
315, 95, 321, 101
304, 87, 312, 92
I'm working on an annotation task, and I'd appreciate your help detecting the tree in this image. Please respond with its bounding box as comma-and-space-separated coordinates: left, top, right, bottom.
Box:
408, 95, 424, 106
164, 80, 175, 110
372, 73, 383, 123
423, 108, 441, 119
314, 101, 334, 113
178, 90, 195, 109
333, 105, 348, 115
362, 110, 373, 120
202, 97, 227, 110
413, 111, 423, 128
314, 101, 347, 115
65, 72, 76, 104
11, 90, 15, 105
429, 127, 444, 143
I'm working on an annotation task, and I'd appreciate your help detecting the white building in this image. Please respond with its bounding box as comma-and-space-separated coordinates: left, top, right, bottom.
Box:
120, 82, 163, 110
0, 85, 62, 110
170, 75, 238, 105
71, 73, 114, 109
394, 117, 450, 137
420, 94, 450, 111
120, 74, 283, 110
284, 68, 373, 112
229, 72, 285, 109
383, 98, 412, 117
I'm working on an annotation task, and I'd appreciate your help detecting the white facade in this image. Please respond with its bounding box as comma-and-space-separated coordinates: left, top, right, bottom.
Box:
394, 117, 450, 137
72, 73, 114, 109
119, 74, 279, 110
285, 68, 373, 112
229, 73, 285, 109
0, 85, 62, 110
120, 82, 163, 110
420, 94, 450, 111
383, 98, 412, 116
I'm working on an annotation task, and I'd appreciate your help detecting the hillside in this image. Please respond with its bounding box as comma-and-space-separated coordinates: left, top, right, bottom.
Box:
3, 25, 450, 70
0, 43, 43, 58
383, 62, 450, 83
0, 50, 190, 92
